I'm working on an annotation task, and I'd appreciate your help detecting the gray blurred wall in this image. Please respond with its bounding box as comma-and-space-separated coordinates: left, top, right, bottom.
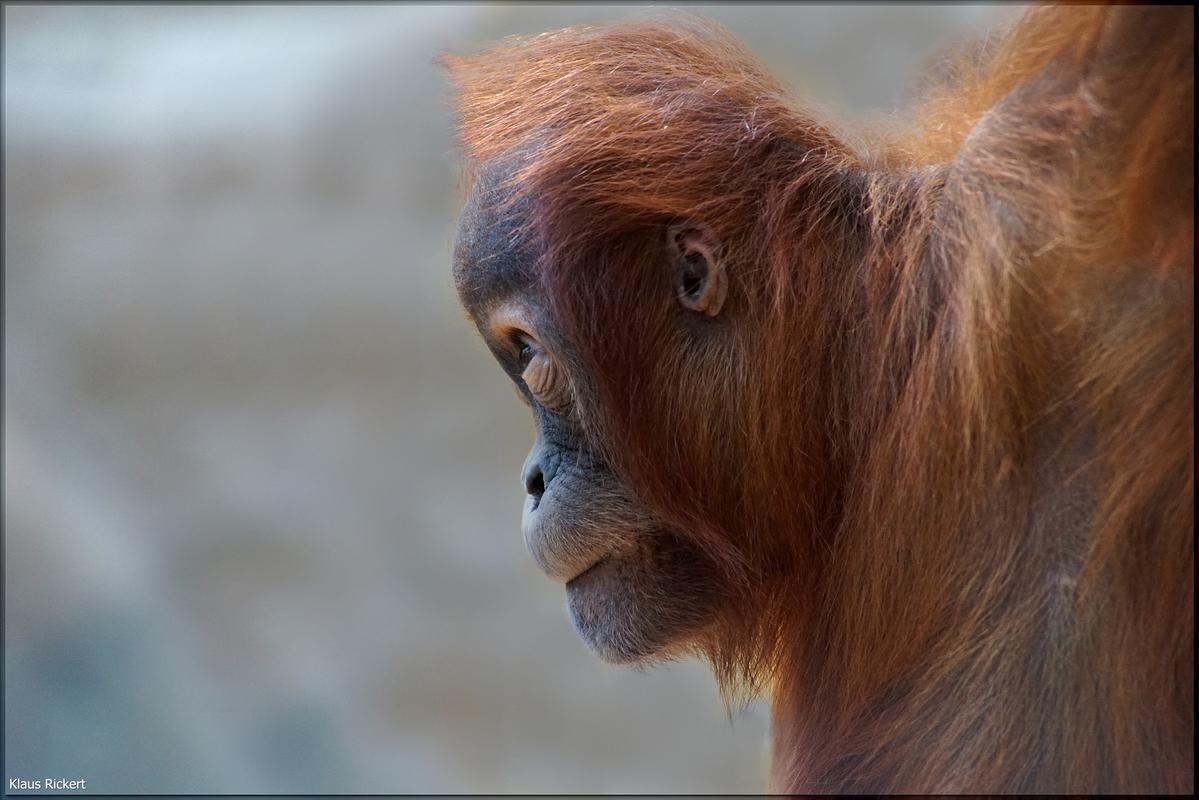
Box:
4, 4, 1019, 793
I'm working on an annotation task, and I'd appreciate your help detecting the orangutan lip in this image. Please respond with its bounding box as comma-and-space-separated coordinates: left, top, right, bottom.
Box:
566, 555, 608, 586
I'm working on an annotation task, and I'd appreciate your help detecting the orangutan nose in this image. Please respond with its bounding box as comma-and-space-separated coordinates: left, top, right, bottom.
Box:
522, 445, 559, 504
523, 459, 545, 500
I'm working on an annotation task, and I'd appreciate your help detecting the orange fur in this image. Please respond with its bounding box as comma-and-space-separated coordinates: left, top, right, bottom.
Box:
446, 6, 1193, 792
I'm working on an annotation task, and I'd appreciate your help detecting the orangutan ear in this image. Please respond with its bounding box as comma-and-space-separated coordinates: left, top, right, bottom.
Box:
668, 222, 727, 317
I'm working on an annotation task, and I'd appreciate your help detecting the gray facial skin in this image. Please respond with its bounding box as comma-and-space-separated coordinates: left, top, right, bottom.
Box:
452, 169, 722, 664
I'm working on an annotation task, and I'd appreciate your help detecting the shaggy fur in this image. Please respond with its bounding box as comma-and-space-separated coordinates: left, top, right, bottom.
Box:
445, 6, 1193, 793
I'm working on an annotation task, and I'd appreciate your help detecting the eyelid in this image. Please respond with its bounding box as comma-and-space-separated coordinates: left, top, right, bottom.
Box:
522, 349, 572, 414
488, 303, 538, 358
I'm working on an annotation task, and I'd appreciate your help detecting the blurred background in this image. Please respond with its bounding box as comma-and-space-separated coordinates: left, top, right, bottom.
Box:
5, 4, 1020, 793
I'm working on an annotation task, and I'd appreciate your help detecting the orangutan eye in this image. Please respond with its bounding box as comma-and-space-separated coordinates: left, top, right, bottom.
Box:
517, 339, 536, 370
487, 303, 573, 414
521, 345, 572, 414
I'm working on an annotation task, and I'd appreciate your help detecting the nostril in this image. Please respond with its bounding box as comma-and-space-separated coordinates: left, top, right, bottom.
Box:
524, 462, 545, 499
